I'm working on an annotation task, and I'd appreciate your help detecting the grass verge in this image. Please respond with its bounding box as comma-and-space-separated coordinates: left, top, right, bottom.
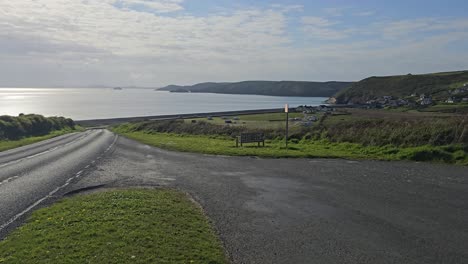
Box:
112, 129, 468, 165
0, 128, 81, 153
0, 189, 227, 264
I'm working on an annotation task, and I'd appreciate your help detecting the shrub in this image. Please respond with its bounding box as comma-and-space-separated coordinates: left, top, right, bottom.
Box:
0, 114, 75, 140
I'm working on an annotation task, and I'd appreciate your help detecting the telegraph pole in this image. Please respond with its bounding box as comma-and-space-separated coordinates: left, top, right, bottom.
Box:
285, 104, 289, 149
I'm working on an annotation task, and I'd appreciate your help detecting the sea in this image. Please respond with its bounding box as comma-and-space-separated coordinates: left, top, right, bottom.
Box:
0, 88, 328, 120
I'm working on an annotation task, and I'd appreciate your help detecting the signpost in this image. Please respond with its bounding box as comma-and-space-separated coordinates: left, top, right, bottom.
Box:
285, 104, 289, 149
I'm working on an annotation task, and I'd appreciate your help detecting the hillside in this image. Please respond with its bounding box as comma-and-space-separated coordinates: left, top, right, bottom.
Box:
334, 71, 468, 104
159, 81, 353, 97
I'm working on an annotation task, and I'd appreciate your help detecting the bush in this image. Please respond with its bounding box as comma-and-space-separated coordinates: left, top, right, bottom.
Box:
126, 120, 280, 139
0, 114, 75, 140
317, 117, 467, 147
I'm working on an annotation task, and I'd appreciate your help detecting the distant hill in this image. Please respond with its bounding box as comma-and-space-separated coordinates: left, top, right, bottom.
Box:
334, 71, 468, 104
158, 81, 353, 97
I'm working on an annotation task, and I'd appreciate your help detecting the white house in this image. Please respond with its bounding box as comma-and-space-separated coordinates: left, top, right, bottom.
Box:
420, 96, 433, 105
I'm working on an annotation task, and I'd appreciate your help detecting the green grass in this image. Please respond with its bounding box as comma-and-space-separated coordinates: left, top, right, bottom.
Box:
0, 128, 81, 152
419, 103, 468, 113
187, 112, 304, 130
111, 129, 468, 165
0, 189, 227, 264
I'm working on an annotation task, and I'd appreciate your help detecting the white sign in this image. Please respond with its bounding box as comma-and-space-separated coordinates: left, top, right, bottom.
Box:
284, 104, 289, 113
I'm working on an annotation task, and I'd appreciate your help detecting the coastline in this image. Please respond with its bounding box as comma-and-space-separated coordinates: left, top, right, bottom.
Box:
75, 108, 289, 126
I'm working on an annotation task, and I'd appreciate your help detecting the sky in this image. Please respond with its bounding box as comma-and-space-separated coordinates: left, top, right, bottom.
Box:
1, 0, 468, 87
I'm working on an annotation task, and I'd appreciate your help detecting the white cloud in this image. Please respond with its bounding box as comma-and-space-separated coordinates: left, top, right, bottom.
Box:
0, 1, 467, 87
270, 4, 304, 13
322, 7, 346, 17
117, 0, 184, 13
301, 16, 337, 27
301, 16, 348, 40
380, 18, 468, 39
354, 11, 375, 17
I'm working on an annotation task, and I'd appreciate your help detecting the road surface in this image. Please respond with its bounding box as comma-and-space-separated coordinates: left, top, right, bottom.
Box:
1, 130, 468, 264
0, 129, 117, 235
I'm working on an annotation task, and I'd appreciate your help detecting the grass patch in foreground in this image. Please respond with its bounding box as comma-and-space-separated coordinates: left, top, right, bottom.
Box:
0, 128, 81, 153
112, 130, 468, 165
0, 189, 227, 264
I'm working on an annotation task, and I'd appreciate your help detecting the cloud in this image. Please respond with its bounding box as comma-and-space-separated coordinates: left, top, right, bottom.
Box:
116, 0, 184, 13
301, 16, 337, 27
322, 7, 346, 17
380, 18, 468, 39
301, 16, 349, 40
0, 1, 467, 86
354, 11, 375, 17
270, 4, 304, 13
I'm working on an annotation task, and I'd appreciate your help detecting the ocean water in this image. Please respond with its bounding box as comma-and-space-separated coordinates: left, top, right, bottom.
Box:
0, 88, 328, 120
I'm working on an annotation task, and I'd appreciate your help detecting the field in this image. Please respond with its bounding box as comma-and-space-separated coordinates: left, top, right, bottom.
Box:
0, 189, 227, 264
112, 109, 468, 165
186, 112, 304, 130
418, 103, 468, 114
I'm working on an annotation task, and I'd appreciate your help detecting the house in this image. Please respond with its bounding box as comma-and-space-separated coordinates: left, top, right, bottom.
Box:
463, 98, 468, 102
398, 99, 408, 105
308, 116, 318, 122
421, 97, 433, 105
410, 93, 418, 97
389, 100, 399, 107
446, 97, 455, 104
452, 87, 468, 94
419, 95, 433, 105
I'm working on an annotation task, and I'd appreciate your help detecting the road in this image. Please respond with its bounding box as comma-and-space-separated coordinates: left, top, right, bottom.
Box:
0, 129, 117, 235
1, 130, 468, 263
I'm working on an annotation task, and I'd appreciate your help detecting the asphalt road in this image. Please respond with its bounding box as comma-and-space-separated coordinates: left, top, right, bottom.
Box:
1, 130, 468, 264
0, 129, 117, 236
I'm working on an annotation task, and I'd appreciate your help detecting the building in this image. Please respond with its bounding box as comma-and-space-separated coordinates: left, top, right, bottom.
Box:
446, 97, 455, 104
420, 95, 433, 105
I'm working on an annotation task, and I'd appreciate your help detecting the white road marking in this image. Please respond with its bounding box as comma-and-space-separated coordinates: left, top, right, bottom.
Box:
0, 176, 19, 186
0, 133, 119, 233
0, 131, 92, 169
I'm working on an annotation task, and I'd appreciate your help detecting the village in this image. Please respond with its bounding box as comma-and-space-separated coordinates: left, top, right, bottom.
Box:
363, 83, 468, 108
